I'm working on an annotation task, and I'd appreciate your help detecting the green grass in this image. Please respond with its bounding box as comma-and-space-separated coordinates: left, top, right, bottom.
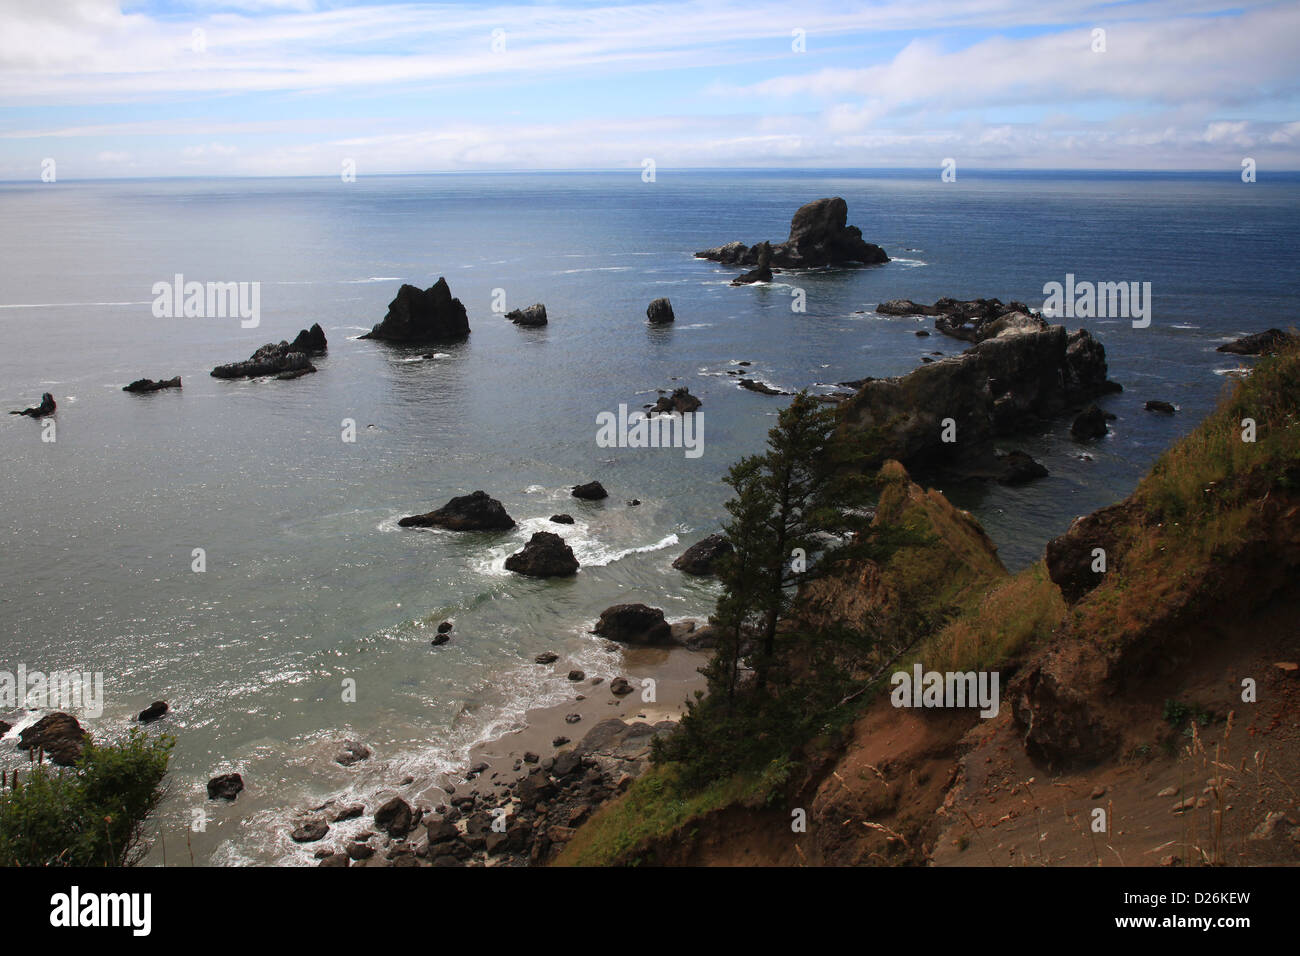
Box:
921, 560, 1066, 674
554, 761, 786, 867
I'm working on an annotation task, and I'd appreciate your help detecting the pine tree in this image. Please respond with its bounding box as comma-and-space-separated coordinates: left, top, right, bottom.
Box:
749, 391, 875, 690
658, 392, 884, 782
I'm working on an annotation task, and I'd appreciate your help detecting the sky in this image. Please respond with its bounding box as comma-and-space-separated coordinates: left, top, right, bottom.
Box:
1, 0, 1298, 179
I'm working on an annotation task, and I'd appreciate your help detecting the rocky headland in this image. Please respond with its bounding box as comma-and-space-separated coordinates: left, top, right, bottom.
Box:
558, 345, 1300, 866
838, 309, 1120, 477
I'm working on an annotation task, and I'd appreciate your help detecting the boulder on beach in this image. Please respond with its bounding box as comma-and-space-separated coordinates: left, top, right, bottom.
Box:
592, 603, 672, 645
361, 278, 470, 343
375, 796, 414, 838
549, 513, 575, 524
672, 533, 733, 575
137, 700, 169, 723
124, 377, 182, 393
398, 490, 516, 531
504, 532, 579, 577
646, 298, 675, 325
10, 392, 56, 417
696, 197, 888, 270
571, 480, 608, 500
291, 820, 330, 843
1216, 329, 1293, 356
506, 303, 547, 327
650, 387, 702, 415
16, 712, 87, 766
207, 772, 244, 801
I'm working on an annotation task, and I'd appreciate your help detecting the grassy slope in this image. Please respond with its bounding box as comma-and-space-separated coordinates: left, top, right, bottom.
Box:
556, 345, 1300, 866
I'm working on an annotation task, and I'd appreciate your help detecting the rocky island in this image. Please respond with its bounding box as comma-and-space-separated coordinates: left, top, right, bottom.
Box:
697, 197, 889, 271
211, 324, 327, 380
361, 278, 470, 343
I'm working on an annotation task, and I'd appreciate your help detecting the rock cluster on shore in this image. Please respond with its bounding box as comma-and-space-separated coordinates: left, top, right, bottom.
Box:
313, 717, 672, 867
361, 278, 470, 343
697, 197, 889, 271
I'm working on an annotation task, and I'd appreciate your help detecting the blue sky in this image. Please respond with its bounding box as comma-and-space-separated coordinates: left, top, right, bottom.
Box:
1, 0, 1298, 178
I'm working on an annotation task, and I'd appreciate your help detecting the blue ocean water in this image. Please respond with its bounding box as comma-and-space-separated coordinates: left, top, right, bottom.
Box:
0, 169, 1296, 863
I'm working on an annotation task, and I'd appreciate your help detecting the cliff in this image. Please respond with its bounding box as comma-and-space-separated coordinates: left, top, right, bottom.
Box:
557, 344, 1300, 867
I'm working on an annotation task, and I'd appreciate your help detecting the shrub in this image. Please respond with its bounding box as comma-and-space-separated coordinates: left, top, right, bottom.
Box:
0, 729, 174, 866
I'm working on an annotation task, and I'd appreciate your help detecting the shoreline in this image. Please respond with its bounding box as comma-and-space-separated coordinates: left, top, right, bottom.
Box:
304, 625, 711, 866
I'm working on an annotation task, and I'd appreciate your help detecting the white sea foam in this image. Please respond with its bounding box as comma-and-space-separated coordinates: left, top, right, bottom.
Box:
470, 515, 678, 577
226, 630, 625, 866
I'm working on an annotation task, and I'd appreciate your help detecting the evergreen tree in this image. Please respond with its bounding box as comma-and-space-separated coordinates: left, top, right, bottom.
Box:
657, 392, 887, 783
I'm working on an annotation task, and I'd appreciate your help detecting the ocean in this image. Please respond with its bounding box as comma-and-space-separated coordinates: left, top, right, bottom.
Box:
1, 168, 1297, 864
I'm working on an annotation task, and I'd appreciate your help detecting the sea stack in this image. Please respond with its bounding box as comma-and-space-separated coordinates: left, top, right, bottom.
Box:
697, 197, 889, 270
362, 278, 470, 343
10, 392, 56, 417
647, 298, 674, 325
211, 325, 327, 380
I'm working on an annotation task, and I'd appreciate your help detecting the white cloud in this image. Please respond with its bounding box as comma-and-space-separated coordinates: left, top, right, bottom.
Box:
0, 0, 1296, 174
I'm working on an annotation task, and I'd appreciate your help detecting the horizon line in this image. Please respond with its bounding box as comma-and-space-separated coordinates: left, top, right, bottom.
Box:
5, 165, 1299, 185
